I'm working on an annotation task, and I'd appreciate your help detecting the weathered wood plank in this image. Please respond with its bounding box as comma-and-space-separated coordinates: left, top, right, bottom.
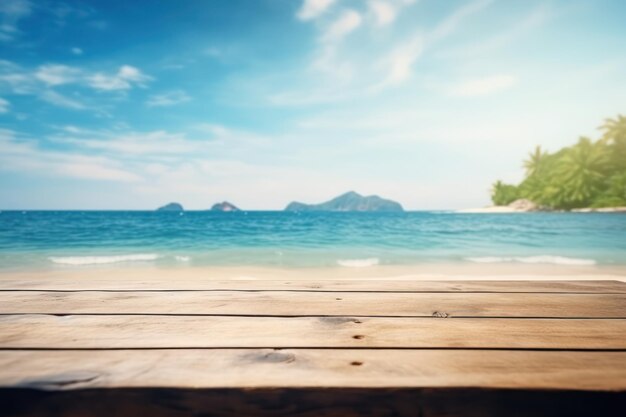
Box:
1, 291, 625, 317
0, 350, 625, 391
0, 278, 624, 293
1, 315, 624, 349
2, 388, 625, 417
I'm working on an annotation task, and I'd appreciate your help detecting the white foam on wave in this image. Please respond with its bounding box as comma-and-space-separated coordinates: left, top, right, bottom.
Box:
337, 258, 380, 268
49, 254, 160, 266
175, 255, 191, 262
465, 255, 596, 266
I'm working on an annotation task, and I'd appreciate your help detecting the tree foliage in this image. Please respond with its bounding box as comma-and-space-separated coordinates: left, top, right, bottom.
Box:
491, 115, 626, 209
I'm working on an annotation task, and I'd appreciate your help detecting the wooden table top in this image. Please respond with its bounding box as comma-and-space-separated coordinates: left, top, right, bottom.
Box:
0, 277, 625, 416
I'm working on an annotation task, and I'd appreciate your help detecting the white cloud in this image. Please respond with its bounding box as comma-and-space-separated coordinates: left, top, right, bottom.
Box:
371, 0, 492, 89
146, 90, 191, 107
322, 10, 362, 42
438, 5, 550, 60
1, 61, 153, 107
54, 130, 197, 155
297, 0, 336, 21
87, 65, 152, 91
449, 74, 517, 97
35, 64, 80, 86
71, 47, 83, 55
0, 130, 141, 182
274, 0, 491, 103
0, 0, 32, 41
40, 90, 86, 109
369, 1, 396, 26
369, 34, 423, 90
0, 60, 35, 93
56, 159, 141, 182
0, 97, 9, 113
429, 0, 494, 42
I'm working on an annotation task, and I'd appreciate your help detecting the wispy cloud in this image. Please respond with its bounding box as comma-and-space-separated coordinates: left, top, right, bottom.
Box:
449, 74, 517, 96
87, 65, 151, 91
275, 0, 493, 106
0, 97, 9, 113
146, 90, 191, 107
322, 9, 362, 42
297, 0, 336, 21
40, 90, 86, 109
0, 0, 32, 42
2, 61, 152, 93
0, 61, 152, 111
71, 47, 83, 55
375, 35, 423, 88
0, 129, 141, 182
54, 130, 200, 155
35, 64, 81, 86
438, 5, 551, 60
368, 1, 397, 26
428, 0, 494, 42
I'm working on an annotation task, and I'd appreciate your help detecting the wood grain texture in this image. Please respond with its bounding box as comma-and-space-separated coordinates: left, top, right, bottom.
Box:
1, 349, 625, 391
2, 279, 625, 416
1, 278, 624, 293
1, 315, 625, 349
2, 388, 625, 417
1, 291, 625, 317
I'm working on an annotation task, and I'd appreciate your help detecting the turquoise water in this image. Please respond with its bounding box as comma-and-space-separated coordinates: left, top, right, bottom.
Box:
0, 211, 625, 270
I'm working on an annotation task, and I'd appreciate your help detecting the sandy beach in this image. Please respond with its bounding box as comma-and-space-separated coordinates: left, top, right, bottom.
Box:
2, 263, 625, 284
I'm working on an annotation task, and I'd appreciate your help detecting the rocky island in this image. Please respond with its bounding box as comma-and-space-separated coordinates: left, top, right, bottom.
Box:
285, 191, 403, 212
156, 202, 184, 212
211, 201, 240, 212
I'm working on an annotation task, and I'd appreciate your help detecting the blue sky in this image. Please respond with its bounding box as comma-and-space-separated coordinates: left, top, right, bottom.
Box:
0, 0, 625, 210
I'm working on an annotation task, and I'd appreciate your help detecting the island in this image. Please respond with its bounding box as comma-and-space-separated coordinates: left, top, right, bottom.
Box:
211, 201, 240, 212
478, 114, 626, 213
156, 202, 184, 212
285, 191, 403, 212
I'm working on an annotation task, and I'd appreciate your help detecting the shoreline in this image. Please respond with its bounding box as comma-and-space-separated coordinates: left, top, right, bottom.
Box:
2, 263, 625, 283
457, 206, 626, 214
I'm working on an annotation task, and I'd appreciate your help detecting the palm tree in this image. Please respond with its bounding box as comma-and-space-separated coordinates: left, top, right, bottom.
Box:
523, 145, 548, 177
600, 114, 626, 144
491, 180, 518, 206
556, 137, 609, 207
600, 115, 626, 170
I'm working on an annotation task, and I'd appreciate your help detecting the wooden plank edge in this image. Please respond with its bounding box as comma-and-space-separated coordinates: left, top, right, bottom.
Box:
0, 387, 624, 417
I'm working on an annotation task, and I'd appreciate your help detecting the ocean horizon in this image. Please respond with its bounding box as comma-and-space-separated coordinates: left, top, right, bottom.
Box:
1, 210, 624, 271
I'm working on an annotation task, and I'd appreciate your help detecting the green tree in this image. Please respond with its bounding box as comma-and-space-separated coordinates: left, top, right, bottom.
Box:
600, 115, 626, 171
491, 181, 519, 206
492, 114, 625, 210
555, 137, 609, 208
523, 145, 548, 177
592, 171, 626, 208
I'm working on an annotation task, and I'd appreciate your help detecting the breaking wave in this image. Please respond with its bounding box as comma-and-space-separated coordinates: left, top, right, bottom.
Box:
465, 255, 596, 266
49, 254, 160, 265
337, 258, 380, 267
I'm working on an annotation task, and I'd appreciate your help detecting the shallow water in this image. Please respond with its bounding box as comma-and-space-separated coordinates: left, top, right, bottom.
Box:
0, 211, 624, 270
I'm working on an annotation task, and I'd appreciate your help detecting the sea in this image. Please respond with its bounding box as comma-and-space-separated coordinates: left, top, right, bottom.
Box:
0, 211, 625, 270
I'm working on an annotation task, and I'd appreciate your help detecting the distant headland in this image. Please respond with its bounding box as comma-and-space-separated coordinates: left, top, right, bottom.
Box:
156, 202, 184, 212
156, 191, 404, 212
211, 201, 240, 212
285, 191, 403, 212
